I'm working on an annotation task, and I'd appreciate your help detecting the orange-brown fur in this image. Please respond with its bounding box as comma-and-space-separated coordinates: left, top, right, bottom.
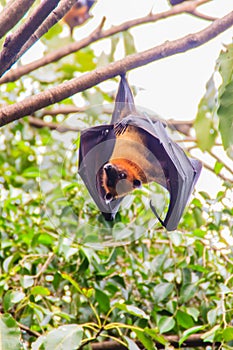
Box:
63, 5, 89, 33
102, 125, 166, 200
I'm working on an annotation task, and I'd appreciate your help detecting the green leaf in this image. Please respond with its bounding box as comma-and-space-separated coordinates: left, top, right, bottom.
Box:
216, 43, 233, 149
124, 336, 141, 350
193, 207, 204, 228
0, 314, 21, 350
115, 303, 149, 319
95, 288, 110, 313
135, 330, 156, 350
153, 283, 173, 303
61, 273, 83, 294
123, 31, 136, 56
180, 283, 197, 303
110, 34, 121, 61
179, 325, 206, 346
43, 22, 63, 41
3, 290, 25, 311
158, 316, 175, 334
194, 76, 218, 151
223, 327, 233, 342
34, 325, 83, 350
22, 167, 40, 178
176, 310, 194, 329
207, 309, 217, 326
31, 286, 51, 296
201, 325, 221, 343
186, 307, 200, 322
74, 49, 96, 72
217, 43, 233, 90
214, 161, 224, 175
144, 328, 167, 346
170, 231, 182, 246
217, 80, 233, 149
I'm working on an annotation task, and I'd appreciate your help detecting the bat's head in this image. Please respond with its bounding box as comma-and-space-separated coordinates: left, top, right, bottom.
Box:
102, 158, 145, 203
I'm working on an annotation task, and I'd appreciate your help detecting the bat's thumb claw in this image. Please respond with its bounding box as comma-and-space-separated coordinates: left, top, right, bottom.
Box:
149, 200, 166, 229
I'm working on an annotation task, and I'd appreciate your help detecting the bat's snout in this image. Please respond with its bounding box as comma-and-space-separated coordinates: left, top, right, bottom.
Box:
105, 192, 113, 204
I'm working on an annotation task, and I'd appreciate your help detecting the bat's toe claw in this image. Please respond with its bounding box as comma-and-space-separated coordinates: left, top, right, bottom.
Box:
114, 121, 128, 136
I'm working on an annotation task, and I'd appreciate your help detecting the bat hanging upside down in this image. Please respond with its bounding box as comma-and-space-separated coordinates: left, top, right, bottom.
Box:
102, 120, 169, 203
63, 0, 96, 35
78, 75, 202, 231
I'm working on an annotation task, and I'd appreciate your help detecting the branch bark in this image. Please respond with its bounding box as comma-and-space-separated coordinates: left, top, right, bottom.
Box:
91, 334, 221, 349
0, 0, 215, 84
15, 0, 78, 65
0, 0, 36, 40
0, 10, 233, 127
0, 0, 61, 77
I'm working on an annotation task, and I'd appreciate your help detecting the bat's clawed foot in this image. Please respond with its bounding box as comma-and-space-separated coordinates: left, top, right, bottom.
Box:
114, 120, 128, 136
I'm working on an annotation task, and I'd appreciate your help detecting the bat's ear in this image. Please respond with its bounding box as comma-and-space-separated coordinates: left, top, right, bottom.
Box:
111, 74, 136, 124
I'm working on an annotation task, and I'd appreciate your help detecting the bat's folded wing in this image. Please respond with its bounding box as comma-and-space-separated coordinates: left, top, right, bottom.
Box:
78, 124, 124, 220
116, 115, 202, 231
150, 121, 202, 231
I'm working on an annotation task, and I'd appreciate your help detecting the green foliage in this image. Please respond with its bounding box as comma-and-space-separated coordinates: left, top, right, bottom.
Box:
217, 42, 233, 150
0, 314, 22, 350
195, 40, 233, 168
0, 5, 233, 350
194, 76, 218, 151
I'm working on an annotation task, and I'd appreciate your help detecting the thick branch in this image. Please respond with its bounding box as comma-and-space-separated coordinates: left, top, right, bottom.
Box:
0, 11, 233, 127
91, 334, 220, 349
16, 0, 78, 64
0, 0, 215, 84
0, 0, 36, 40
0, 0, 60, 77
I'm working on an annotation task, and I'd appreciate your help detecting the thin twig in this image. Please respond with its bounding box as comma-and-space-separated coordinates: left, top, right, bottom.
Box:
191, 9, 217, 22
28, 116, 81, 132
209, 150, 233, 175
200, 159, 233, 184
33, 252, 55, 281
0, 10, 232, 127
17, 322, 41, 338
0, 0, 217, 84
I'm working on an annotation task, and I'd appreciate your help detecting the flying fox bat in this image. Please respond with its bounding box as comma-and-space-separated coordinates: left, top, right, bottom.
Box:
78, 75, 202, 231
64, 0, 96, 36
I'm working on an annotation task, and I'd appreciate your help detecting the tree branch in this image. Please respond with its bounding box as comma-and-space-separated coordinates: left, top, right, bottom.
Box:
197, 159, 233, 184
17, 322, 41, 338
27, 116, 81, 132
0, 0, 216, 84
0, 0, 61, 77
15, 0, 78, 66
0, 0, 36, 40
0, 10, 233, 127
91, 334, 221, 349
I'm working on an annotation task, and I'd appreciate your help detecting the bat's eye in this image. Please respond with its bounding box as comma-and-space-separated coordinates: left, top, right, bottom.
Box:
133, 179, 141, 188
102, 129, 109, 137
119, 172, 127, 179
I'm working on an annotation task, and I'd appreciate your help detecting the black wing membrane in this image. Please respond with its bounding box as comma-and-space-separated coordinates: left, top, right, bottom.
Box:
78, 75, 202, 230
115, 114, 202, 231
78, 125, 124, 220
111, 73, 136, 124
